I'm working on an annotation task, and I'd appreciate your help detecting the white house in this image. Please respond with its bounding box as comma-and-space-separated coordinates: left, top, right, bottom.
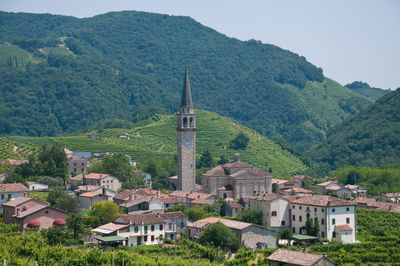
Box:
93, 213, 168, 246
26, 182, 48, 191
250, 194, 290, 230
0, 183, 29, 206
289, 195, 356, 243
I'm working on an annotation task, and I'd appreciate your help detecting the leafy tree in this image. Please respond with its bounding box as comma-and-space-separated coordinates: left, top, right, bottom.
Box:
41, 226, 83, 245
184, 206, 208, 222
101, 153, 132, 181
306, 217, 314, 236
199, 222, 239, 251
198, 150, 214, 168
57, 194, 79, 213
67, 213, 87, 238
218, 155, 229, 165
313, 217, 320, 237
280, 228, 293, 240
346, 170, 362, 185
88, 201, 121, 225
272, 183, 279, 193
229, 133, 250, 150
238, 209, 263, 225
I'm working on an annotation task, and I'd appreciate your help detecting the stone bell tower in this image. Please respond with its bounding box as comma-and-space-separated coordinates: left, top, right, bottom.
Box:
177, 67, 196, 191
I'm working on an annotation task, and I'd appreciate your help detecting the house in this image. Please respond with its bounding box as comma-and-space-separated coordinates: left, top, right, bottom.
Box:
316, 181, 337, 194
384, 192, 400, 204
368, 201, 400, 212
93, 212, 170, 247
0, 173, 7, 184
289, 195, 356, 243
134, 170, 152, 186
168, 190, 217, 209
221, 198, 245, 217
345, 185, 367, 198
73, 152, 92, 159
271, 179, 292, 190
119, 133, 130, 140
291, 175, 312, 188
83, 173, 121, 192
250, 194, 290, 230
161, 212, 188, 240
317, 180, 352, 198
78, 191, 109, 210
267, 249, 335, 266
352, 197, 376, 208
188, 217, 276, 250
67, 157, 87, 174
2, 197, 68, 231
0, 183, 29, 206
281, 187, 314, 196
202, 153, 272, 198
70, 174, 84, 190
26, 182, 48, 191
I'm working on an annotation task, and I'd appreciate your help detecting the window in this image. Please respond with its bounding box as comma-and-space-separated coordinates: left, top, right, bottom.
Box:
332, 218, 335, 225
321, 218, 325, 225
293, 227, 296, 233
144, 225, 148, 233
346, 218, 350, 224
144, 236, 148, 242
134, 226, 138, 233
81, 168, 84, 172
321, 231, 325, 238
8, 194, 11, 199
314, 208, 317, 212
281, 221, 285, 225
181, 221, 185, 228
322, 209, 324, 212
299, 206, 302, 210
299, 216, 302, 222
160, 224, 163, 231
292, 215, 295, 221
292, 205, 295, 209
332, 208, 335, 213
74, 168, 76, 172
307, 213, 310, 219
346, 207, 350, 212
271, 211, 277, 216
306, 207, 310, 211
332, 231, 336, 238
151, 225, 155, 231
151, 235, 155, 241
81, 163, 84, 166
74, 163, 76, 166
223, 193, 227, 199
1, 194, 4, 199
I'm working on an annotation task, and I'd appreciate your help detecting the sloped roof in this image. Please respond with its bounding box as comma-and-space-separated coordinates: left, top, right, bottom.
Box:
335, 224, 353, 231
289, 195, 356, 207
189, 217, 252, 230
160, 211, 188, 220
190, 199, 214, 205
79, 191, 102, 198
187, 192, 213, 200
0, 183, 29, 193
282, 187, 314, 194
2, 196, 32, 207
169, 190, 190, 198
84, 173, 110, 180
203, 165, 226, 177
180, 67, 193, 107
267, 249, 326, 265
115, 213, 164, 225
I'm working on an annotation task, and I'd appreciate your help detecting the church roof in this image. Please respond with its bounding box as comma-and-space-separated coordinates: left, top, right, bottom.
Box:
203, 165, 226, 177
223, 161, 252, 169
180, 67, 193, 107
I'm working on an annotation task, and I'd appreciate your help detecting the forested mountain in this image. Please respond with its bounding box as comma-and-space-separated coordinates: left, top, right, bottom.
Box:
309, 88, 400, 170
345, 81, 389, 100
0, 11, 372, 150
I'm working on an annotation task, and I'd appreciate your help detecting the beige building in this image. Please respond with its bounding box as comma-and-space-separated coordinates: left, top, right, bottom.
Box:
290, 195, 356, 243
250, 194, 290, 230
203, 154, 272, 198
83, 173, 121, 192
67, 157, 87, 174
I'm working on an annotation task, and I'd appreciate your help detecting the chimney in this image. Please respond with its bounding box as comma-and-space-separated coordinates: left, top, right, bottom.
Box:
129, 195, 133, 201
234, 153, 240, 162
157, 190, 161, 197
86, 185, 90, 191
134, 195, 137, 200
16, 208, 20, 216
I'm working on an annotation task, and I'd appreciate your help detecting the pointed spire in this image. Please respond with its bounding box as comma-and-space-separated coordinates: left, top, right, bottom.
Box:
180, 67, 193, 107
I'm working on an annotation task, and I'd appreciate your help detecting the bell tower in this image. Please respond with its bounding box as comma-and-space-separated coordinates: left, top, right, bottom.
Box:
177, 67, 196, 191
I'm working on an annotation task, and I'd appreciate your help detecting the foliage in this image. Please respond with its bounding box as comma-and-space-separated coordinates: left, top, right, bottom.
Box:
330, 164, 400, 195
37, 176, 64, 187
41, 226, 83, 245
184, 206, 210, 222
305, 217, 320, 237
198, 150, 215, 168
272, 183, 279, 193
279, 228, 293, 240
47, 189, 79, 213
88, 201, 121, 225
0, 11, 372, 151
199, 222, 239, 251
237, 209, 263, 225
345, 81, 389, 100
229, 132, 250, 150
309, 89, 400, 172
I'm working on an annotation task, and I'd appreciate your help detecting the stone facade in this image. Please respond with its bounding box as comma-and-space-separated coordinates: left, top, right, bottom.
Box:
203, 154, 272, 198
177, 67, 196, 192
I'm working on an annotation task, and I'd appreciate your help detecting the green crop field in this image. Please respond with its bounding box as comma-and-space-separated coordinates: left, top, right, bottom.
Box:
0, 43, 39, 67
10, 110, 307, 175
0, 137, 37, 160
41, 46, 73, 56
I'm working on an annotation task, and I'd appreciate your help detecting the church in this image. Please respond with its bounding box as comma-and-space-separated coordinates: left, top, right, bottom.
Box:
172, 67, 272, 196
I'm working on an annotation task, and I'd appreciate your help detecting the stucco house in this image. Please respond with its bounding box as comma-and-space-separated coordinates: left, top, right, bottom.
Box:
3, 197, 68, 231
26, 182, 49, 191
188, 217, 276, 250
161, 212, 188, 240
83, 173, 121, 192
0, 183, 29, 206
267, 249, 335, 266
250, 194, 290, 230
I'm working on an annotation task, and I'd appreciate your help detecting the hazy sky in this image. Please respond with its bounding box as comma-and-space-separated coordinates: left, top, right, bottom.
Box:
1, 0, 399, 90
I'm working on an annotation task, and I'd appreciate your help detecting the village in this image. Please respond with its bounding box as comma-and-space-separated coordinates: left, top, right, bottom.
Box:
0, 69, 399, 265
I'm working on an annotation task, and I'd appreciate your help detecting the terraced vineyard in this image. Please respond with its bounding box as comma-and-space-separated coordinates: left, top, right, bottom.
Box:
10, 110, 307, 175
0, 137, 37, 160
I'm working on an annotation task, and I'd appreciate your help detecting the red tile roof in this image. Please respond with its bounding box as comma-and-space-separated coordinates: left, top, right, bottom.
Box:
0, 183, 29, 193
267, 249, 327, 265
160, 211, 188, 220
115, 213, 164, 225
289, 195, 356, 207
79, 191, 101, 198
190, 217, 252, 230
84, 173, 110, 180
335, 224, 353, 231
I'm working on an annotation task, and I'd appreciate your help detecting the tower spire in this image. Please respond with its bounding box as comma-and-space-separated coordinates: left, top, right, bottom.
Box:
180, 67, 193, 107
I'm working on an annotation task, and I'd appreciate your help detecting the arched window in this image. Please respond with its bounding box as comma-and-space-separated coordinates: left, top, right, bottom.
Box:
183, 117, 188, 127
189, 117, 194, 127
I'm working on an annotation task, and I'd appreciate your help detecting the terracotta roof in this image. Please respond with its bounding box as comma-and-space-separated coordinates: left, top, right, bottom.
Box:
267, 249, 325, 265
187, 192, 213, 200
114, 213, 164, 225
80, 191, 102, 198
160, 211, 188, 220
114, 188, 156, 201
96, 222, 129, 232
289, 195, 356, 207
225, 199, 244, 209
2, 196, 32, 207
169, 190, 190, 198
75, 185, 100, 192
282, 187, 313, 194
190, 217, 252, 230
67, 157, 87, 162
159, 196, 180, 204
272, 178, 288, 185
0, 183, 29, 193
325, 184, 342, 191
317, 180, 337, 187
203, 165, 226, 177
353, 197, 375, 204
190, 199, 214, 205
71, 174, 84, 181
84, 173, 110, 180
119, 196, 152, 208
335, 224, 353, 231
223, 161, 252, 169
385, 192, 400, 197
369, 202, 400, 212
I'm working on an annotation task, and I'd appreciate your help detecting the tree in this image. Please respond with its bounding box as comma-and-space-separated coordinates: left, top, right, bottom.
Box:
101, 153, 132, 181
67, 213, 87, 238
306, 217, 314, 236
57, 195, 79, 213
200, 222, 239, 251
306, 217, 320, 237
346, 170, 362, 185
238, 210, 263, 225
184, 206, 208, 221
229, 132, 250, 150
313, 217, 320, 237
218, 155, 229, 165
272, 183, 279, 193
290, 189, 296, 196
280, 228, 293, 240
88, 201, 121, 225
198, 150, 214, 168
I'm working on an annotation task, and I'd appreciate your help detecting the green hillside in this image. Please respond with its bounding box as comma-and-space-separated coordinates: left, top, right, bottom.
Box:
0, 11, 372, 150
309, 88, 400, 170
10, 110, 307, 175
0, 137, 37, 160
345, 81, 389, 100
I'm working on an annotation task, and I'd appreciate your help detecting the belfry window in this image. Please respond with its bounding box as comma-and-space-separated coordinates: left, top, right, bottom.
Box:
183, 117, 188, 127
